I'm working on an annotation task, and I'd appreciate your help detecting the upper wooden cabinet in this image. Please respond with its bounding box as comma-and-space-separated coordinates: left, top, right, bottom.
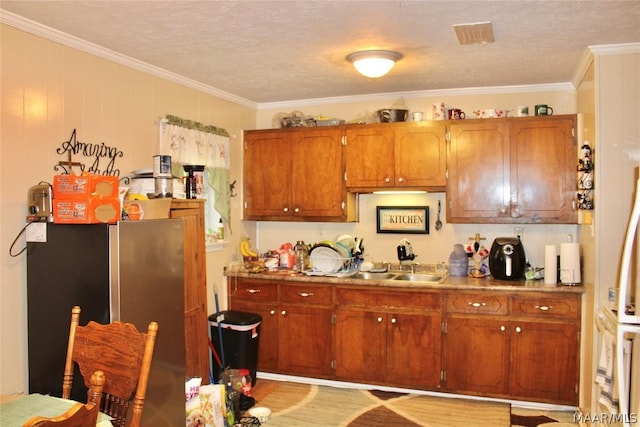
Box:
243, 127, 357, 222
447, 115, 578, 223
344, 122, 447, 191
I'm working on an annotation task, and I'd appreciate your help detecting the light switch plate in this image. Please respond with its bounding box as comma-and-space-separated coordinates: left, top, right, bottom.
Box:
26, 222, 47, 242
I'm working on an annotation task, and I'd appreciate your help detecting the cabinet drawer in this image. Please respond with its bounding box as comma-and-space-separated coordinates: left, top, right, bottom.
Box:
336, 287, 441, 311
446, 292, 508, 315
280, 284, 332, 305
229, 278, 278, 302
511, 294, 580, 320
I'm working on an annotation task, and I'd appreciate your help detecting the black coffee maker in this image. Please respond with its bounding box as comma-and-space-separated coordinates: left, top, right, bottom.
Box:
183, 165, 204, 199
488, 237, 526, 280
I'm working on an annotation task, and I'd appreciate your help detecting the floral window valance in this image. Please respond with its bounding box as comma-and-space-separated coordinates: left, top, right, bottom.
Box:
159, 115, 231, 235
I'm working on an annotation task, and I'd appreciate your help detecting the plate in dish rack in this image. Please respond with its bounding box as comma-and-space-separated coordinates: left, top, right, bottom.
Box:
309, 245, 343, 273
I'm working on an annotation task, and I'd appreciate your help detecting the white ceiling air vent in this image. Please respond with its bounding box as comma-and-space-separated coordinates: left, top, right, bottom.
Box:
453, 21, 495, 45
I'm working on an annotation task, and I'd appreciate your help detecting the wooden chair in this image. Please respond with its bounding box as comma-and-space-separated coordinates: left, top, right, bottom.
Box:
23, 370, 105, 427
63, 306, 158, 427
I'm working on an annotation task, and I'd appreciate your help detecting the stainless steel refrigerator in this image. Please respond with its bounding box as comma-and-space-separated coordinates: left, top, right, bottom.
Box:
27, 220, 186, 426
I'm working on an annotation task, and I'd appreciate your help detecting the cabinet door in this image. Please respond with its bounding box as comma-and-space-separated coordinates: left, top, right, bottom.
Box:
244, 130, 292, 219
334, 309, 387, 383
386, 312, 442, 388
278, 305, 333, 376
170, 200, 210, 382
228, 279, 279, 372
345, 125, 395, 189
509, 321, 579, 405
443, 316, 509, 395
510, 116, 577, 223
394, 123, 447, 188
290, 128, 345, 219
230, 300, 279, 372
447, 121, 511, 222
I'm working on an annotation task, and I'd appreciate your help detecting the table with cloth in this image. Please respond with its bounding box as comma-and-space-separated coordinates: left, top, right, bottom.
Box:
0, 393, 113, 426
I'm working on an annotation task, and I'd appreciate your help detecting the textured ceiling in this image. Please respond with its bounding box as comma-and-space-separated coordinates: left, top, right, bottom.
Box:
1, 1, 639, 105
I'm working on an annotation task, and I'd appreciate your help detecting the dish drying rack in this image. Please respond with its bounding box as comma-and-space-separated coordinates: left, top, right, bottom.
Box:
305, 256, 361, 277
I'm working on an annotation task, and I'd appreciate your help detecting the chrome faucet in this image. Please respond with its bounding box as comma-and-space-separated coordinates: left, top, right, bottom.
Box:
397, 238, 417, 271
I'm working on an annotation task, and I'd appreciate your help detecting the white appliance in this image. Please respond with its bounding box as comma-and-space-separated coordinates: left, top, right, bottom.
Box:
597, 172, 640, 427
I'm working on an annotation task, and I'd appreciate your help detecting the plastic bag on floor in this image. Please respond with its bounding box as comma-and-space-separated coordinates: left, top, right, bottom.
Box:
186, 381, 227, 427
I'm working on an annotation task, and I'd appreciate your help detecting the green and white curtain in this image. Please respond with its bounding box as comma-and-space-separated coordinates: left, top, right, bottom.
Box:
159, 115, 231, 236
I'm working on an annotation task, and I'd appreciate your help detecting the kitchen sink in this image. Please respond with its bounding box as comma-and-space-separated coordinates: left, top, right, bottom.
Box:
392, 273, 447, 283
353, 272, 397, 280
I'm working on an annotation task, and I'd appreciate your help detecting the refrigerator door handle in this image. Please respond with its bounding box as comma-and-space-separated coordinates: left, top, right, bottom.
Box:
617, 178, 640, 324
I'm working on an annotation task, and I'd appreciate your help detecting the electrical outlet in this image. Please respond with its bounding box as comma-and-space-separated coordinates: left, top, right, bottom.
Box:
317, 224, 325, 239
26, 222, 47, 242
514, 227, 524, 240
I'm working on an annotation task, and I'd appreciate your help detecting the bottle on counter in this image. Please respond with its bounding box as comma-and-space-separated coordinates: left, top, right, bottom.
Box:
449, 244, 469, 277
217, 218, 224, 240
294, 240, 310, 272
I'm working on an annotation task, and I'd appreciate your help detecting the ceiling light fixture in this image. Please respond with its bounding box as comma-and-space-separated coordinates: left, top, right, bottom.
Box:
347, 50, 402, 78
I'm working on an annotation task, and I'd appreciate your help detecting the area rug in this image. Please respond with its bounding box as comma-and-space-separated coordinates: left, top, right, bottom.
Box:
251, 380, 517, 427
249, 380, 578, 427
510, 407, 579, 427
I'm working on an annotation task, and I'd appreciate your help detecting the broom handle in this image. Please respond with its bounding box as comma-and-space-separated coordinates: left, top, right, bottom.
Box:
214, 283, 226, 370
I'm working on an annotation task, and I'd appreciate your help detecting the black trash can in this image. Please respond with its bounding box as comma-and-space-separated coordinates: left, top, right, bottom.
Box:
209, 310, 262, 386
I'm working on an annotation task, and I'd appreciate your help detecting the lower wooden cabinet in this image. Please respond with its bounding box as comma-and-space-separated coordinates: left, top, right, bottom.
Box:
228, 277, 581, 405
228, 278, 333, 377
443, 316, 510, 395
442, 291, 580, 405
334, 287, 442, 388
509, 320, 579, 403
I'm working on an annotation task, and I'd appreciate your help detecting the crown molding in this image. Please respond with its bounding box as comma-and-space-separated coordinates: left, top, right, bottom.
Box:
572, 42, 640, 88
589, 42, 640, 56
0, 10, 259, 110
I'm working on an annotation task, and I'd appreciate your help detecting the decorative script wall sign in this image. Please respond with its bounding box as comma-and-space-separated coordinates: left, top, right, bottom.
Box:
55, 129, 124, 176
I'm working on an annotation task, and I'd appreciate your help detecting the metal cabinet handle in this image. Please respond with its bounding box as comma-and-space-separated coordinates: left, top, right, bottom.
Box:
270, 309, 276, 316
281, 310, 287, 316
377, 316, 383, 323
535, 305, 552, 311
247, 289, 261, 294
384, 176, 391, 183
283, 207, 289, 212
397, 177, 404, 183
515, 326, 522, 333
468, 302, 487, 307
500, 325, 506, 332
298, 292, 314, 297
294, 207, 300, 213
391, 317, 397, 324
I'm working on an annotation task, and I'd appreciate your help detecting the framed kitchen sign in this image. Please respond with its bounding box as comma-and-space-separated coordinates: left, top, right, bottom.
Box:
376, 206, 429, 234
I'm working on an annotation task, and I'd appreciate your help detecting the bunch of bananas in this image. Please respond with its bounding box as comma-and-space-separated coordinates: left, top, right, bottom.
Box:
239, 237, 259, 259
239, 237, 265, 273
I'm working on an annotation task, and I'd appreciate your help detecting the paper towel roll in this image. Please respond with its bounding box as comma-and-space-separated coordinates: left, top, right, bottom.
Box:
560, 243, 581, 284
544, 245, 558, 285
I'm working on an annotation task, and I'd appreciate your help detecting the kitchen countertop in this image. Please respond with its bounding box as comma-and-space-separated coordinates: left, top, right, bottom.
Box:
225, 269, 585, 294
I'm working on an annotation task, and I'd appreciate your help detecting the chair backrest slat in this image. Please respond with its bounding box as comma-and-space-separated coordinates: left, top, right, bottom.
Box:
62, 306, 158, 427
